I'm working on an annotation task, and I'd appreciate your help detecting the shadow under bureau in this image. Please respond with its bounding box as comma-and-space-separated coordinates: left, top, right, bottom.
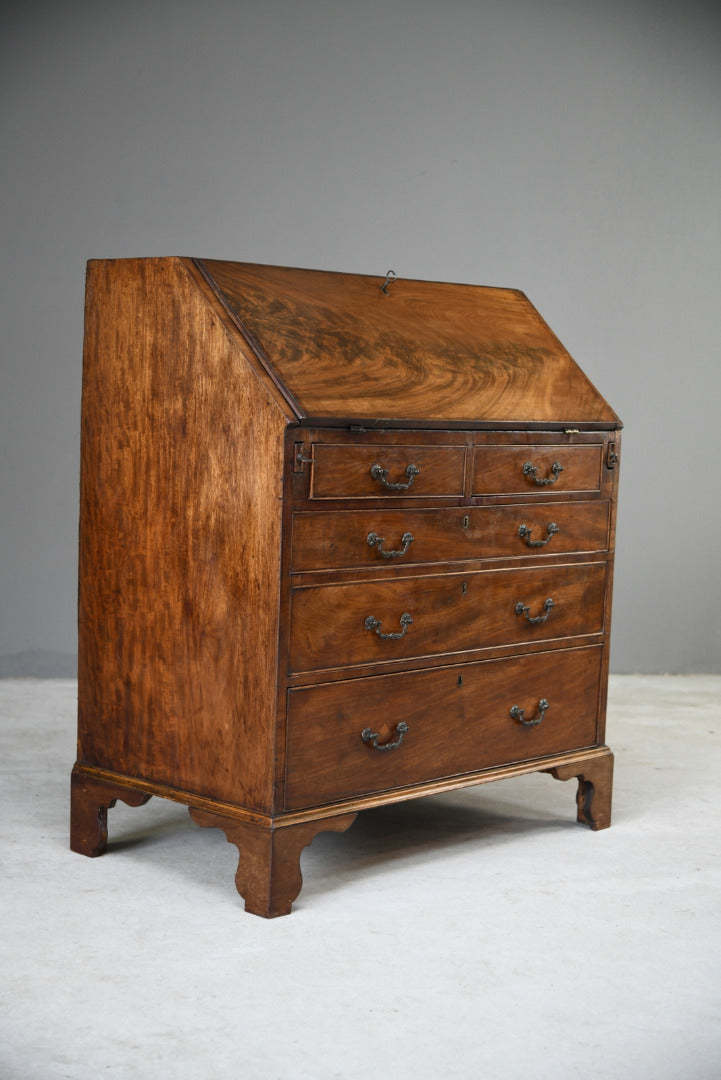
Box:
71, 258, 621, 917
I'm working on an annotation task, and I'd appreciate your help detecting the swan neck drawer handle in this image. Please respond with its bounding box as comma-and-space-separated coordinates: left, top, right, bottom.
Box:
510, 699, 549, 728
364, 613, 413, 640
515, 598, 555, 624
361, 721, 409, 751
523, 461, 564, 486
370, 463, 420, 491
367, 531, 414, 559
518, 522, 559, 548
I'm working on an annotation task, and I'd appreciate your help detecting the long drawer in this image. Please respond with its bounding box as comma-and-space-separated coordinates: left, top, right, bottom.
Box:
289, 561, 606, 673
291, 501, 610, 572
285, 645, 603, 809
473, 443, 603, 495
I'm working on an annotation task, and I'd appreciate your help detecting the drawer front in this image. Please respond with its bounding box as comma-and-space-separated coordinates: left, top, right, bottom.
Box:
289, 562, 606, 673
309, 443, 465, 499
291, 501, 610, 572
285, 645, 602, 809
473, 444, 603, 496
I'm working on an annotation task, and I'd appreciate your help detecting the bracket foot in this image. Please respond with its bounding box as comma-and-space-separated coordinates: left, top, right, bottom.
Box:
189, 809, 358, 917
70, 766, 152, 856
546, 750, 614, 830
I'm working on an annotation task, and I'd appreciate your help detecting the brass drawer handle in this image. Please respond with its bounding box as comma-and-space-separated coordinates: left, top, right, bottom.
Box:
518, 522, 559, 548
364, 612, 413, 639
361, 721, 409, 751
367, 530, 414, 559
515, 597, 554, 624
510, 699, 549, 728
523, 461, 564, 486
370, 463, 420, 491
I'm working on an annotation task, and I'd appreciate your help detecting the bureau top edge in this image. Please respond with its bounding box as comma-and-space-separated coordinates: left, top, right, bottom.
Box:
287, 417, 623, 433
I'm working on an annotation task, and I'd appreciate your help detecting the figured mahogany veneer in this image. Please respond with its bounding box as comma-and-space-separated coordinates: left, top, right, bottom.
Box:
310, 443, 466, 499
285, 645, 603, 809
289, 562, 607, 673
72, 257, 621, 916
471, 444, 604, 496
290, 500, 611, 572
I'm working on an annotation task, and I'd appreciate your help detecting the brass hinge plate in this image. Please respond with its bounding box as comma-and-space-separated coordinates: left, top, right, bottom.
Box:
606, 441, 619, 469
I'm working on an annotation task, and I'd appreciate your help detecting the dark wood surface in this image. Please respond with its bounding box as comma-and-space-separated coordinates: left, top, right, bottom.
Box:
289, 562, 606, 674
198, 259, 620, 427
290, 501, 611, 572
309, 443, 466, 499
73, 257, 620, 915
189, 808, 358, 917
285, 645, 603, 810
472, 443, 603, 495
70, 767, 152, 857
77, 258, 290, 812
548, 750, 614, 830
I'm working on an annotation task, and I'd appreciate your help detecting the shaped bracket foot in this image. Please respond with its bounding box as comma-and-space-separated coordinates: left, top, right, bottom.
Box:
70, 766, 152, 857
189, 809, 358, 917
546, 750, 614, 831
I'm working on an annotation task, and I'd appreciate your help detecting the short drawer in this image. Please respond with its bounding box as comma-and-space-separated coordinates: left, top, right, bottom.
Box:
291, 501, 610, 572
289, 561, 606, 673
308, 443, 465, 499
285, 644, 602, 809
473, 444, 603, 496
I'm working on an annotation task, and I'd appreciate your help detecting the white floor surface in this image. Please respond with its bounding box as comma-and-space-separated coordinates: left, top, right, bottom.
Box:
1, 675, 720, 1080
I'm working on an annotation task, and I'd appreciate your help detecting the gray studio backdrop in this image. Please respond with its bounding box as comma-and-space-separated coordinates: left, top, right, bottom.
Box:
2, 0, 720, 676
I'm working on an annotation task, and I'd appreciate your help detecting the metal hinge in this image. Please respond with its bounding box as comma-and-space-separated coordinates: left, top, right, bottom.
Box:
606, 441, 619, 469
294, 442, 313, 472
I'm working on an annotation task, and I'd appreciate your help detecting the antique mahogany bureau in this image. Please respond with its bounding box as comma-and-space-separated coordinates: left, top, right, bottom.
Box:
71, 257, 621, 917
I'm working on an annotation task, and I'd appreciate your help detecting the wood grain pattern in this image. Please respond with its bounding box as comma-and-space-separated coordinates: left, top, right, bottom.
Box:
73, 256, 620, 915
309, 443, 466, 499
189, 808, 357, 917
289, 562, 607, 673
70, 766, 152, 857
285, 645, 603, 809
547, 749, 614, 830
77, 257, 290, 812
472, 443, 603, 495
290, 501, 611, 572
198, 260, 620, 426
595, 431, 622, 749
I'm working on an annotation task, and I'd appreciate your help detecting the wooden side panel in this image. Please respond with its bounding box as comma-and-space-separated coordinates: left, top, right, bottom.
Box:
77, 257, 291, 812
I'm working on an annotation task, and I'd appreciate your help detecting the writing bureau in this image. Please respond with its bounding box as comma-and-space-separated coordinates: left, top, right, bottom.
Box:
71, 257, 621, 917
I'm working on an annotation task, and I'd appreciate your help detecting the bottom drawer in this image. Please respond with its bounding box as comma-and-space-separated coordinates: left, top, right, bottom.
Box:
285, 645, 603, 810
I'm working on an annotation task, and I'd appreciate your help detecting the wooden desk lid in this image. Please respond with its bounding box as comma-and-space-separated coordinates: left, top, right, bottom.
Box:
195, 259, 619, 429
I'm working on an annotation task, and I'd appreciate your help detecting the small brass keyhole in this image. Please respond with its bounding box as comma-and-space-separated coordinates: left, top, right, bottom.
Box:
457, 675, 464, 687
462, 581, 468, 594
